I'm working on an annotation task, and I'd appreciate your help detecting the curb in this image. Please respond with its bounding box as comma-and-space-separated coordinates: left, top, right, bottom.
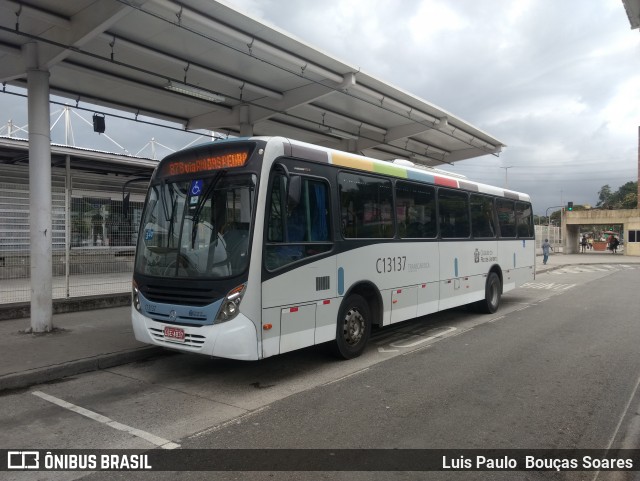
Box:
536, 265, 564, 274
0, 293, 131, 321
0, 346, 165, 393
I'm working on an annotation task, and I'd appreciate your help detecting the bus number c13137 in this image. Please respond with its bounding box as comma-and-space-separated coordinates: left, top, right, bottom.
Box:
376, 256, 407, 274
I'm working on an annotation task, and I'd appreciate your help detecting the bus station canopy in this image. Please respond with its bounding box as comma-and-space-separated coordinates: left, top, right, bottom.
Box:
0, 0, 504, 167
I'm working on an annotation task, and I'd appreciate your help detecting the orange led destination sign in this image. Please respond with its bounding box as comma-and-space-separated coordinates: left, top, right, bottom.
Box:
163, 151, 248, 177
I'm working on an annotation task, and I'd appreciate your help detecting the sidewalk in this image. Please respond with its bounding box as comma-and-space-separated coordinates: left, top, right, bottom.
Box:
535, 250, 640, 274
0, 306, 164, 391
1, 252, 639, 392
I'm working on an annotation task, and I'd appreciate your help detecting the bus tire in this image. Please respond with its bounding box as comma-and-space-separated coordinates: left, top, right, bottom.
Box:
476, 272, 502, 314
334, 294, 371, 359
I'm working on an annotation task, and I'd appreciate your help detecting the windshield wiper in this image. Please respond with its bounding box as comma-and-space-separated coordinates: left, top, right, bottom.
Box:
191, 170, 227, 248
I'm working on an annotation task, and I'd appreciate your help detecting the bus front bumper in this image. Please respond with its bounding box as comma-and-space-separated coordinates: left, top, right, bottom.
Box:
132, 308, 259, 360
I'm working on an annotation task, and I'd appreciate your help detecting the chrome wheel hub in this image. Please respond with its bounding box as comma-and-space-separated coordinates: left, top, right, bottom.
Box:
344, 307, 364, 345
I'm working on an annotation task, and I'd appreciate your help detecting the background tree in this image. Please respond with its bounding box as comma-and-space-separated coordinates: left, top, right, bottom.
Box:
596, 181, 637, 209
597, 184, 612, 208
612, 181, 638, 209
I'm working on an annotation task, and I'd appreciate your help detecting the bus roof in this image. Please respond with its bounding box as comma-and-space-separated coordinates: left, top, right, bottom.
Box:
277, 137, 531, 203
155, 136, 531, 204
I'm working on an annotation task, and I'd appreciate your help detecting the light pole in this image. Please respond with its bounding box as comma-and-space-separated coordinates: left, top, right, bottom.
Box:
500, 166, 513, 188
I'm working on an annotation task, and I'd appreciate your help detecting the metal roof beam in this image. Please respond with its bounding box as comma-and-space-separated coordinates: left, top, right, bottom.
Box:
355, 122, 435, 151
30, 0, 139, 70
249, 83, 336, 123
0, 40, 21, 56
306, 103, 387, 135
5, 0, 71, 29
445, 147, 499, 162
151, 0, 344, 83
0, 41, 25, 82
102, 33, 284, 100
57, 61, 221, 124
437, 117, 499, 153
187, 82, 334, 130
347, 81, 440, 125
258, 118, 342, 144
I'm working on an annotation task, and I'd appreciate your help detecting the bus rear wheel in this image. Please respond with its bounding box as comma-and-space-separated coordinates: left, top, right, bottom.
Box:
334, 294, 371, 359
475, 272, 502, 314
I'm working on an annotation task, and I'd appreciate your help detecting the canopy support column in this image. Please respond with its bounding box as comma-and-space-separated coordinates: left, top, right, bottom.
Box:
25, 41, 53, 332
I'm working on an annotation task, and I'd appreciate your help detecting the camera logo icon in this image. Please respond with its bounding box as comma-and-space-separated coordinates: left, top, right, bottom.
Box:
7, 451, 40, 470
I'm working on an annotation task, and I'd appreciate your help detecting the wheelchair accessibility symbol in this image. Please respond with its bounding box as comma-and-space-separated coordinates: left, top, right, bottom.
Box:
190, 180, 203, 196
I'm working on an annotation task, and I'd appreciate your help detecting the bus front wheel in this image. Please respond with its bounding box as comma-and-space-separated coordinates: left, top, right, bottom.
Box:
475, 272, 502, 314
334, 294, 371, 359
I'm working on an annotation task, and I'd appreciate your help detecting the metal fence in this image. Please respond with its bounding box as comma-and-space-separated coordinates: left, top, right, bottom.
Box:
535, 224, 562, 253
0, 164, 147, 304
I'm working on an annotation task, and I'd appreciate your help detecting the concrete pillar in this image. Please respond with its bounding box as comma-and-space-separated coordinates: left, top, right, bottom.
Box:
565, 225, 579, 254
25, 41, 53, 332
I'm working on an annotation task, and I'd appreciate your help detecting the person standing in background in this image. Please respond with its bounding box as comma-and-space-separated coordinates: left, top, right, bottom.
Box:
542, 239, 553, 265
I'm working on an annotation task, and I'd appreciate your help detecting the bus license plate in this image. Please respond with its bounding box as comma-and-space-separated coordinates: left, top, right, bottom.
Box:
164, 326, 185, 342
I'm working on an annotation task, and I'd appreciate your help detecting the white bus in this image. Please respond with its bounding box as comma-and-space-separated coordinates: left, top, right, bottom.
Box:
131, 137, 535, 360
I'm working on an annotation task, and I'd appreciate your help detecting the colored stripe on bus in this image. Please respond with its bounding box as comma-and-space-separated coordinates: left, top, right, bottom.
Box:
458, 180, 479, 192
331, 152, 374, 171
435, 176, 458, 188
327, 149, 529, 201
373, 162, 407, 178
406, 170, 435, 184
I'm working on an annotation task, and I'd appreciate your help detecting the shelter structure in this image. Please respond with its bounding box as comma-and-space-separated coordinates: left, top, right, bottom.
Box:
564, 210, 640, 256
623, 0, 640, 30
0, 0, 505, 331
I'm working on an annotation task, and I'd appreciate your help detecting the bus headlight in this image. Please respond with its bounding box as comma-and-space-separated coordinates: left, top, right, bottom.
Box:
132, 280, 142, 312
215, 284, 246, 323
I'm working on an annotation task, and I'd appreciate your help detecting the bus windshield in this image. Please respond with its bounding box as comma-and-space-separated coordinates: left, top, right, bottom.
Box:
135, 173, 256, 279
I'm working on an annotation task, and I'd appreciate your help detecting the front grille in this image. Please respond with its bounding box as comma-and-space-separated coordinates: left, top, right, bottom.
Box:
148, 311, 207, 326
142, 284, 216, 306
149, 327, 206, 349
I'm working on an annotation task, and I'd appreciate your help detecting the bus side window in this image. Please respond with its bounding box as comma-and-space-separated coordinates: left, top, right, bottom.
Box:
496, 199, 516, 238
265, 173, 332, 270
267, 174, 286, 243
395, 181, 436, 239
516, 202, 534, 238
338, 172, 393, 239
438, 189, 470, 239
470, 194, 497, 238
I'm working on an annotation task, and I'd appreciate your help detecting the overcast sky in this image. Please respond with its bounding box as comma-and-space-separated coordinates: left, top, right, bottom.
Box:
1, 0, 639, 214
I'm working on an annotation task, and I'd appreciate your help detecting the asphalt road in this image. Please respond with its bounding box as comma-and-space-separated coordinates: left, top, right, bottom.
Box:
2, 265, 640, 481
